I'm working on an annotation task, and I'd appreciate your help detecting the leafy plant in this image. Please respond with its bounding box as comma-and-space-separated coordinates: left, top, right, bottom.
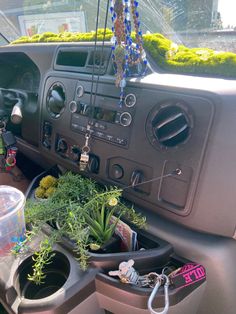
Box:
27, 235, 57, 285
20, 172, 146, 283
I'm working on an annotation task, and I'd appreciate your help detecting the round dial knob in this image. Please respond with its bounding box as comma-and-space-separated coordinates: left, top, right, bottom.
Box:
120, 112, 132, 127
125, 93, 136, 107
76, 85, 84, 98
56, 138, 68, 154
69, 101, 80, 113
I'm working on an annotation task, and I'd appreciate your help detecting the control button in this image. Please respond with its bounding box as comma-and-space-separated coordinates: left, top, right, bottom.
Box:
125, 93, 136, 107
130, 170, 144, 192
87, 155, 99, 174
115, 137, 127, 146
94, 122, 107, 130
69, 101, 79, 113
43, 139, 51, 149
72, 123, 79, 130
99, 123, 107, 130
120, 112, 132, 127
71, 145, 80, 161
56, 138, 68, 154
95, 131, 105, 139
43, 122, 52, 136
88, 120, 95, 126
111, 164, 124, 180
106, 134, 114, 141
71, 145, 80, 154
115, 112, 121, 124
76, 85, 84, 98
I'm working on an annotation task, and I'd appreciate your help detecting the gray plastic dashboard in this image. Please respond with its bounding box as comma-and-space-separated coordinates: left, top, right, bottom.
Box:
0, 42, 236, 239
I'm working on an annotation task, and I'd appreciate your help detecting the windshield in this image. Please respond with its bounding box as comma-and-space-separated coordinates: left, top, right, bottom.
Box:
0, 0, 235, 53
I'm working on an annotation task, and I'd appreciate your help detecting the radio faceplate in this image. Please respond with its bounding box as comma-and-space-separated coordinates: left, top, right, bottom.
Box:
71, 113, 129, 147
70, 91, 136, 148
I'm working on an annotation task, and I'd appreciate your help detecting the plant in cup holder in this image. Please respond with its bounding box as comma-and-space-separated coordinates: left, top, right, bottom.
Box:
17, 172, 146, 284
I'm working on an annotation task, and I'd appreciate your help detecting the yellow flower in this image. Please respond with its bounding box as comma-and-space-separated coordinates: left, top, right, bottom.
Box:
108, 197, 118, 206
89, 243, 101, 251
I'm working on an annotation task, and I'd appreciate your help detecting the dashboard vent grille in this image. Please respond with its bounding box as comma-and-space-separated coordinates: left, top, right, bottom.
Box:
46, 82, 66, 119
148, 103, 192, 148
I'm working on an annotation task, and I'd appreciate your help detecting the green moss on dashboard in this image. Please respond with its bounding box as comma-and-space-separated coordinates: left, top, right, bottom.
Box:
11, 29, 236, 78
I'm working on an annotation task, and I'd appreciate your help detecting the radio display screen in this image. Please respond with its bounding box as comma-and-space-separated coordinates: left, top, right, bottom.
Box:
79, 103, 117, 123
93, 107, 116, 123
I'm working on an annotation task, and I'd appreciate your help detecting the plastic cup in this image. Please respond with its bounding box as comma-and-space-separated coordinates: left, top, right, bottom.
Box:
0, 185, 26, 256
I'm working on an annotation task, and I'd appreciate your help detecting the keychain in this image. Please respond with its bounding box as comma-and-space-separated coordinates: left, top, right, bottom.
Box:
0, 121, 6, 169
5, 147, 17, 171
109, 259, 206, 314
0, 120, 18, 172
79, 127, 91, 171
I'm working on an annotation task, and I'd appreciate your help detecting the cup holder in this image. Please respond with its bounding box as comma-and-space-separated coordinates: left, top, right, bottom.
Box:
14, 251, 70, 300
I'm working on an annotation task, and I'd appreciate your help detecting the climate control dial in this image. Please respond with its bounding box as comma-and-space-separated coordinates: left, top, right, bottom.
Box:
56, 138, 68, 154
120, 112, 132, 127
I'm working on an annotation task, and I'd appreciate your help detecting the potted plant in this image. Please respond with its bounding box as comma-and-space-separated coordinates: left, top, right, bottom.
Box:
13, 172, 146, 284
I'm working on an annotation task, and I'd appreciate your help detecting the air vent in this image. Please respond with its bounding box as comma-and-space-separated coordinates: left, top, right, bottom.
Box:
46, 82, 66, 119
146, 102, 193, 149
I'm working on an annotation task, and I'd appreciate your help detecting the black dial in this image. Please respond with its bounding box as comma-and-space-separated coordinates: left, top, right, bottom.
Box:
120, 112, 132, 127
125, 94, 136, 107
56, 138, 68, 154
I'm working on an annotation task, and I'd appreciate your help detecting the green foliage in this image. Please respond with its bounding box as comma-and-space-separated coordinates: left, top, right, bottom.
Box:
50, 171, 99, 204
11, 29, 236, 78
22, 172, 146, 281
27, 236, 56, 285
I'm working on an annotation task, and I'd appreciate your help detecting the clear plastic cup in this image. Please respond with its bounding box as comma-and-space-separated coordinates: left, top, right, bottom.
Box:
0, 185, 26, 256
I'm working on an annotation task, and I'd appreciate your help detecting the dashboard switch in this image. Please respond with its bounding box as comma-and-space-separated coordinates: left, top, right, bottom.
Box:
111, 164, 124, 180
130, 170, 144, 190
56, 138, 68, 154
87, 155, 100, 174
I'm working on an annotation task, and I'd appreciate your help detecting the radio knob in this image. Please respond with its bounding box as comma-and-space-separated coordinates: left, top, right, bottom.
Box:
120, 112, 132, 127
76, 85, 84, 98
69, 101, 80, 113
56, 138, 68, 154
125, 93, 136, 108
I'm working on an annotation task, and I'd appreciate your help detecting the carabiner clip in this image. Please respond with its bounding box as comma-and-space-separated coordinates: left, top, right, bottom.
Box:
147, 274, 170, 314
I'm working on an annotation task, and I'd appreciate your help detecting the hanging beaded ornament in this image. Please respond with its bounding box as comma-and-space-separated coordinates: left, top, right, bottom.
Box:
110, 0, 147, 106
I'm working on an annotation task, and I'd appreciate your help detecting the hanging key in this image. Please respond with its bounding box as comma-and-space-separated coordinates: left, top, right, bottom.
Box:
79, 130, 91, 172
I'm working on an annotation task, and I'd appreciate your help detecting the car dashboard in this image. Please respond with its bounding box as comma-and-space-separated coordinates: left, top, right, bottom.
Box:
0, 42, 236, 314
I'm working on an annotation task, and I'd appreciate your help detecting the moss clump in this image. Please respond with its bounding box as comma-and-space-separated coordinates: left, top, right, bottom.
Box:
11, 29, 236, 78
44, 186, 57, 198
35, 175, 58, 199
35, 187, 46, 199
40, 175, 57, 189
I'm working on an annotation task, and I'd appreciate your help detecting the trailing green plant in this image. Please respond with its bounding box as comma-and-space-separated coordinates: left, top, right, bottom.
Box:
20, 172, 146, 283
27, 234, 58, 285
11, 29, 236, 78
